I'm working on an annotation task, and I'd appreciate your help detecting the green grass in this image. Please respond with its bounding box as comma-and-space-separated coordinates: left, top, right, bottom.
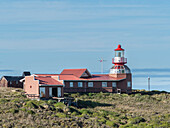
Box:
0, 87, 169, 127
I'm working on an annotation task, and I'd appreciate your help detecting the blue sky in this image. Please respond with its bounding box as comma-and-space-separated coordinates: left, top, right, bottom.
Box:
0, 0, 170, 75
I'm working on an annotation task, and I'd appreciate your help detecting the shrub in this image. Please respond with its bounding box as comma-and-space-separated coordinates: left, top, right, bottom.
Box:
79, 109, 92, 115
99, 110, 109, 117
121, 94, 129, 97
27, 110, 35, 114
138, 122, 148, 128
71, 93, 80, 98
119, 115, 128, 120
110, 111, 120, 117
24, 101, 39, 109
98, 117, 106, 124
49, 106, 56, 111
71, 111, 79, 116
159, 121, 170, 128
119, 123, 135, 128
55, 108, 63, 112
106, 120, 118, 127
47, 99, 57, 105
63, 106, 70, 113
128, 117, 145, 124
96, 92, 104, 99
0, 99, 8, 104
9, 108, 19, 114
88, 93, 92, 97
93, 112, 100, 117
54, 102, 66, 109
56, 113, 66, 118
11, 98, 21, 103
20, 108, 27, 112
69, 106, 80, 115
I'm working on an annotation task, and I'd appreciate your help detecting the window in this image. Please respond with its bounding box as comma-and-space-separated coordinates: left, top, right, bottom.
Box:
115, 51, 124, 57
102, 82, 107, 87
118, 52, 121, 57
70, 82, 73, 87
127, 81, 131, 87
88, 82, 93, 87
40, 87, 46, 98
58, 87, 61, 97
122, 70, 125, 73
112, 82, 116, 87
10, 81, 12, 85
16, 81, 18, 84
49, 87, 52, 97
78, 82, 83, 87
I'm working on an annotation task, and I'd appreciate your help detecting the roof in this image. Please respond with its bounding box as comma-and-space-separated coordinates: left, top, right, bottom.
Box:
35, 76, 63, 85
35, 68, 125, 81
3, 76, 24, 81
22, 71, 31, 77
35, 74, 125, 81
115, 44, 124, 51
59, 74, 125, 81
60, 69, 91, 78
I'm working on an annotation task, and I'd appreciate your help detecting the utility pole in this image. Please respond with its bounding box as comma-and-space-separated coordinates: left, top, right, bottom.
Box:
98, 58, 106, 74
148, 77, 150, 91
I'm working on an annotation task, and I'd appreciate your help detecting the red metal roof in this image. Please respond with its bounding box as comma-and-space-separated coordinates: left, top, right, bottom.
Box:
35, 76, 63, 85
115, 44, 124, 51
86, 74, 125, 81
35, 74, 125, 81
60, 69, 88, 78
59, 74, 125, 81
35, 68, 125, 81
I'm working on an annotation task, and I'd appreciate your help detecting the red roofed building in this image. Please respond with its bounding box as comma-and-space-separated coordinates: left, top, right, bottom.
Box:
24, 75, 64, 99
24, 45, 132, 99
59, 45, 132, 93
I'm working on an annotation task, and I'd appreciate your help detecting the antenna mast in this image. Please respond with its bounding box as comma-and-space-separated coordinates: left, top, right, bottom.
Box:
98, 58, 106, 74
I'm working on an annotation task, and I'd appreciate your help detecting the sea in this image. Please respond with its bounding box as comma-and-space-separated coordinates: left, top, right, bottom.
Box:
0, 69, 169, 92
97, 68, 170, 92
132, 69, 170, 92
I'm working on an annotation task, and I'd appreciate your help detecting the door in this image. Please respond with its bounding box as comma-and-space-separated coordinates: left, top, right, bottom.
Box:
58, 87, 61, 97
52, 88, 57, 97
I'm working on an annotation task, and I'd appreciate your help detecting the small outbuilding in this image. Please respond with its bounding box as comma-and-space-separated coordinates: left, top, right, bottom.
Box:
0, 71, 31, 88
0, 76, 24, 88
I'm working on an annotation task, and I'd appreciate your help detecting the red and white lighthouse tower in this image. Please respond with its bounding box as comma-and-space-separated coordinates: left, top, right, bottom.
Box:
110, 44, 128, 74
110, 44, 132, 93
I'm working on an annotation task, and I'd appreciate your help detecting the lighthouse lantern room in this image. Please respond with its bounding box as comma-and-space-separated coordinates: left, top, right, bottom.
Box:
110, 44, 128, 74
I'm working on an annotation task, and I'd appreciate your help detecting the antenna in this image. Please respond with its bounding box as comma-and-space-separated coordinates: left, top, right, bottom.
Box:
98, 58, 107, 74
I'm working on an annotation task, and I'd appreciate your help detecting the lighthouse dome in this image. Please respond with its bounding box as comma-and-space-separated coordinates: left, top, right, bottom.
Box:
110, 65, 131, 74
115, 44, 124, 51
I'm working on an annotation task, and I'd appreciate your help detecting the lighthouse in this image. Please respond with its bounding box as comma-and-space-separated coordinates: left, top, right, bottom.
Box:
110, 44, 131, 75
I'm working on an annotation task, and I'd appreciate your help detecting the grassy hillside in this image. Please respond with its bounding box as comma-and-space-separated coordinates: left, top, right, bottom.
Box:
0, 88, 169, 128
